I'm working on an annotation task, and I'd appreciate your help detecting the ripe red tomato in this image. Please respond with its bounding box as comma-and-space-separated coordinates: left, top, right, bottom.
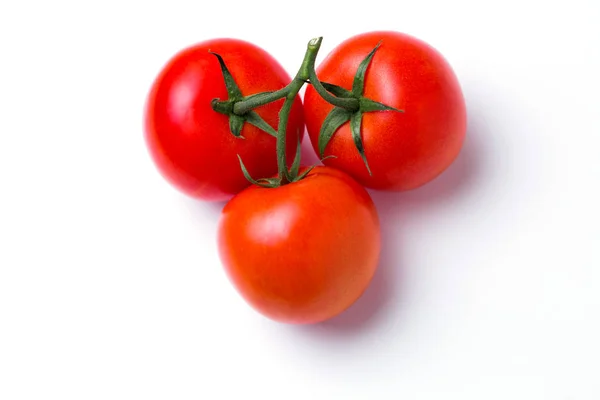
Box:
217, 167, 380, 324
304, 31, 466, 191
144, 38, 304, 201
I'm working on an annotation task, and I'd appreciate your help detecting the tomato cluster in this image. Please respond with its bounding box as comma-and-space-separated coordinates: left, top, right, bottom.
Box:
144, 31, 466, 324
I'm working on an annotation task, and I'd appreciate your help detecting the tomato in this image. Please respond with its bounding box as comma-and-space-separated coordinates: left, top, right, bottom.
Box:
144, 38, 304, 201
217, 166, 380, 324
304, 31, 466, 191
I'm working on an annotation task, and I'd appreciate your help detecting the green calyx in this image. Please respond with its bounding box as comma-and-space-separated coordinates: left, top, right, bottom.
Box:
209, 52, 279, 138
315, 42, 403, 175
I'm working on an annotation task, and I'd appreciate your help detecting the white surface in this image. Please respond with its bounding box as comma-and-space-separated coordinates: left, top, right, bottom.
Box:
1, 1, 599, 399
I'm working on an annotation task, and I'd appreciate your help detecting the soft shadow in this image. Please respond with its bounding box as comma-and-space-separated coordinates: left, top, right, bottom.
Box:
178, 195, 226, 225
299, 132, 322, 167
298, 115, 486, 339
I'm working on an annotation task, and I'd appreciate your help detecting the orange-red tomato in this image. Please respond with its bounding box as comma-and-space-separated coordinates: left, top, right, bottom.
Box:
217, 167, 380, 324
304, 31, 466, 191
144, 38, 304, 201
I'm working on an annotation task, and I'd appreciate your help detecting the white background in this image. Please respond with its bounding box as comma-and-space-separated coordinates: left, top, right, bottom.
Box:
1, 1, 599, 399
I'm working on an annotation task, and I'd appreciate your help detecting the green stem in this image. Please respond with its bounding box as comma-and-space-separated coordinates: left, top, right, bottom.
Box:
233, 88, 288, 115
276, 96, 295, 184
276, 37, 323, 185
231, 37, 360, 116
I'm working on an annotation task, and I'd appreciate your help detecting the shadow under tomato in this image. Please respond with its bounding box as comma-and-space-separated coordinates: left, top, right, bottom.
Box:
298, 130, 322, 168
179, 193, 227, 220
297, 114, 485, 338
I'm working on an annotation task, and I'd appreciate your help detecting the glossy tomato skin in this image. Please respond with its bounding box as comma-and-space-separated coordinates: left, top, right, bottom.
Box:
145, 38, 304, 201
304, 31, 466, 191
217, 167, 380, 324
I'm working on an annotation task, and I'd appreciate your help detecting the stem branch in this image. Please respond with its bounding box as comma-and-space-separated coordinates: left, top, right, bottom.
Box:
233, 88, 288, 115
275, 37, 324, 184
232, 37, 359, 114
308, 69, 359, 111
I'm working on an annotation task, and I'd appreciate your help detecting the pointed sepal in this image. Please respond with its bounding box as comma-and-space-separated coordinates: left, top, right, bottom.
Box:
350, 111, 372, 175
209, 52, 243, 99
360, 97, 403, 113
245, 111, 278, 138
352, 41, 382, 96
318, 107, 352, 157
320, 81, 353, 98
294, 166, 316, 182
229, 115, 245, 138
237, 155, 279, 188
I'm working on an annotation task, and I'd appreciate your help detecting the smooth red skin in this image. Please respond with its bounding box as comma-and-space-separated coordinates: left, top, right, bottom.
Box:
144, 39, 304, 201
217, 167, 380, 324
304, 31, 467, 191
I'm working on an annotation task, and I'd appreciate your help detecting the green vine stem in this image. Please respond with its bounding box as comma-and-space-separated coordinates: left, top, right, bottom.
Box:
275, 38, 321, 184
231, 42, 359, 115
232, 87, 288, 116
224, 37, 329, 186
211, 36, 401, 186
